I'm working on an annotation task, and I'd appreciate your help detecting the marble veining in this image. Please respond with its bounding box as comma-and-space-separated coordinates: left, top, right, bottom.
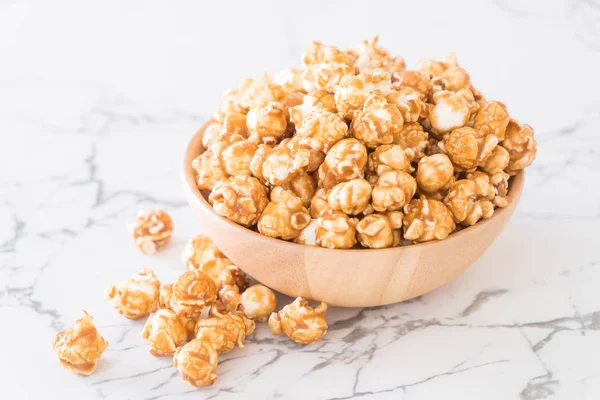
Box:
1, 0, 599, 399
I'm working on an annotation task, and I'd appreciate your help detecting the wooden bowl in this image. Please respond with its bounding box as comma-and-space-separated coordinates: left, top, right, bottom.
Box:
182, 122, 524, 307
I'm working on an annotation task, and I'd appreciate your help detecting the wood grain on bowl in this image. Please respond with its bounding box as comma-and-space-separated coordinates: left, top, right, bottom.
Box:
182, 121, 524, 307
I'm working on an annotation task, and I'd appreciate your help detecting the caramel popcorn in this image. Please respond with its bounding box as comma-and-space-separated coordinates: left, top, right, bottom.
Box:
481, 145, 510, 175
53, 311, 108, 375
215, 88, 248, 122
315, 209, 358, 249
319, 138, 368, 190
216, 137, 258, 177
403, 196, 456, 242
130, 209, 173, 254
201, 121, 222, 149
246, 102, 288, 145
392, 70, 431, 100
273, 68, 305, 93
440, 126, 498, 171
296, 110, 348, 152
268, 297, 328, 345
172, 270, 218, 317
502, 119, 537, 175
284, 136, 325, 172
192, 151, 226, 190
141, 309, 195, 356
239, 284, 277, 322
208, 175, 269, 226
250, 143, 311, 186
195, 312, 255, 354
240, 77, 287, 110
394, 122, 429, 160
309, 188, 331, 218
351, 36, 405, 75
220, 112, 248, 137
416, 154, 455, 196
281, 173, 317, 208
159, 283, 175, 310
173, 338, 219, 387
334, 70, 392, 119
431, 66, 471, 93
216, 264, 250, 312
351, 94, 404, 149
199, 258, 234, 286
372, 170, 417, 212
386, 87, 427, 123
258, 187, 311, 240
105, 268, 161, 319
182, 234, 226, 272
429, 89, 479, 134
302, 44, 355, 92
289, 90, 337, 127
444, 177, 495, 226
366, 144, 414, 182
294, 218, 319, 245
356, 211, 403, 249
473, 101, 509, 141
327, 178, 372, 215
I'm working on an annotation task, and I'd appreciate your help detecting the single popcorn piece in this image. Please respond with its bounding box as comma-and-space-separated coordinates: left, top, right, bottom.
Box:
294, 218, 319, 245
431, 65, 471, 93
272, 68, 305, 93
239, 284, 277, 322
250, 143, 311, 186
281, 173, 317, 208
218, 139, 258, 177
444, 177, 495, 226
391, 70, 431, 100
351, 94, 404, 149
199, 258, 234, 286
327, 178, 372, 215
130, 209, 173, 254
172, 270, 218, 317
159, 283, 175, 310
473, 101, 510, 141
214, 88, 248, 123
371, 170, 417, 212
218, 264, 250, 292
195, 312, 255, 354
350, 36, 405, 75
386, 87, 427, 123
182, 234, 226, 272
268, 297, 328, 345
258, 187, 311, 240
192, 151, 226, 191
319, 138, 368, 190
219, 112, 248, 137
366, 144, 414, 182
201, 121, 223, 149
173, 339, 219, 387
429, 89, 479, 134
289, 90, 337, 127
141, 309, 195, 356
315, 209, 358, 249
403, 196, 456, 242
246, 102, 288, 145
296, 110, 348, 153
52, 311, 108, 376
284, 136, 325, 172
208, 175, 269, 226
439, 126, 498, 171
394, 122, 429, 161
416, 154, 455, 196
334, 70, 392, 119
477, 170, 511, 208
309, 188, 331, 218
105, 268, 161, 319
356, 211, 403, 249
302, 44, 355, 92
501, 119, 537, 175
240, 76, 287, 110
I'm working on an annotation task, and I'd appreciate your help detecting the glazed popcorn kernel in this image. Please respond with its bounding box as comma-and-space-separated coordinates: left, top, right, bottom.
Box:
172, 270, 218, 317
281, 173, 318, 208
294, 218, 319, 246
481, 170, 511, 208
201, 121, 222, 149
159, 283, 175, 310
320, 138, 368, 189
141, 309, 195, 356
268, 297, 328, 345
219, 112, 249, 138
218, 264, 250, 292
309, 188, 331, 219
429, 88, 479, 134
391, 70, 431, 100
130, 209, 173, 254
240, 76, 287, 110
473, 101, 510, 141
501, 119, 538, 175
394, 122, 429, 161
246, 101, 288, 145
371, 170, 417, 212
357, 211, 403, 249
258, 187, 311, 240
214, 88, 248, 123
315, 209, 358, 249
334, 69, 392, 119
327, 178, 372, 215
173, 338, 219, 387
289, 90, 337, 127
182, 234, 226, 272
296, 109, 349, 153
444, 178, 495, 226
195, 312, 255, 354
272, 68, 305, 94
440, 126, 498, 171
366, 144, 414, 182
105, 268, 161, 320
250, 143, 311, 186
403, 196, 456, 242
302, 45, 355, 92
431, 65, 471, 93
386, 87, 427, 123
199, 257, 234, 286
284, 136, 326, 173
351, 94, 404, 149
416, 154, 455, 195
208, 175, 269, 227
52, 311, 108, 376
351, 36, 405, 75
239, 284, 277, 322
192, 151, 227, 191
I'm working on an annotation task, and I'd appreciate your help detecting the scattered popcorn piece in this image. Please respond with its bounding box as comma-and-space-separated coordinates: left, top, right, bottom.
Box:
239, 284, 277, 322
208, 175, 269, 227
268, 297, 328, 345
173, 339, 219, 387
141, 309, 195, 356
195, 312, 255, 354
105, 268, 161, 319
53, 311, 108, 375
403, 196, 456, 242
130, 209, 173, 254
172, 270, 218, 317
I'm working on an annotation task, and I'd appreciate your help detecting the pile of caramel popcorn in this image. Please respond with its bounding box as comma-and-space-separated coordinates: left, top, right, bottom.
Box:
53, 213, 328, 388
192, 37, 537, 248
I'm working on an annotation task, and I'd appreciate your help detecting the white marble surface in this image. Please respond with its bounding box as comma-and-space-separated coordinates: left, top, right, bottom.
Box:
1, 1, 599, 399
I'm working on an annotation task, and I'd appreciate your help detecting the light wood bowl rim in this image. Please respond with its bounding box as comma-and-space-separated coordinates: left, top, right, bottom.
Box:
182, 121, 524, 253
